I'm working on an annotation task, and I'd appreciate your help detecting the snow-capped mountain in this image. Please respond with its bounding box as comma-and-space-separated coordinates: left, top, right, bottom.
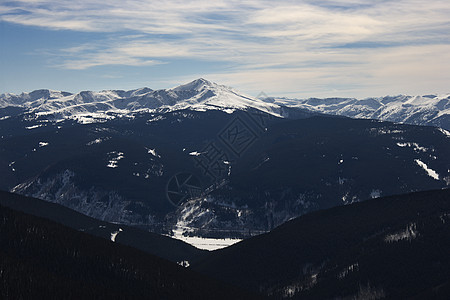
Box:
0, 79, 281, 122
263, 94, 450, 130
1, 79, 449, 245
3, 79, 449, 130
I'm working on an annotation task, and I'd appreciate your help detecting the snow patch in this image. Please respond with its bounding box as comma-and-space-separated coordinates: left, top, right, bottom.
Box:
438, 128, 450, 137
385, 223, 418, 243
189, 151, 203, 156
110, 228, 123, 242
342, 192, 349, 203
86, 137, 110, 145
147, 148, 161, 158
39, 142, 49, 147
177, 260, 190, 268
397, 142, 428, 152
171, 226, 241, 251
69, 113, 116, 124
170, 202, 242, 251
25, 124, 42, 130
415, 159, 439, 180
107, 151, 124, 168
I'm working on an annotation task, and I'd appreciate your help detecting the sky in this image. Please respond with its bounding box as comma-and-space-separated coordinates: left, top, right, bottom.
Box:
1, 0, 449, 98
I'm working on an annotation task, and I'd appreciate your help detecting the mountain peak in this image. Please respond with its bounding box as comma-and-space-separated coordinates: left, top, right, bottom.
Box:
171, 78, 215, 92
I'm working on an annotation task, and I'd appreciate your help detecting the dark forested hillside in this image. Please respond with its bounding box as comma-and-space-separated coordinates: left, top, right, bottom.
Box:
192, 188, 450, 299
1, 108, 449, 240
0, 203, 262, 299
0, 190, 206, 263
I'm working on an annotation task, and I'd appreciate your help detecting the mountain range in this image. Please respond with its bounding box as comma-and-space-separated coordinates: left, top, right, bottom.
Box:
0, 79, 282, 123
0, 81, 448, 243
1, 78, 449, 130
261, 93, 450, 131
1, 78, 450, 298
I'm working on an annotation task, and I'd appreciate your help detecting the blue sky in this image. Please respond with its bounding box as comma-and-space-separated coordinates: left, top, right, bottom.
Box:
1, 0, 449, 98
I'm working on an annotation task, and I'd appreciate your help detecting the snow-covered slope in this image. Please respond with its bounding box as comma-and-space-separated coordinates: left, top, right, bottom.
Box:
3, 80, 449, 129
265, 94, 450, 130
0, 79, 281, 122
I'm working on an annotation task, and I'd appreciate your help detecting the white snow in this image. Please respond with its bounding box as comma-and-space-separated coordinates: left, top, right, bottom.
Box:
177, 260, 190, 268
171, 225, 242, 251
86, 137, 109, 145
189, 151, 203, 156
170, 205, 242, 251
270, 93, 450, 128
9, 161, 15, 172
415, 159, 440, 180
25, 124, 42, 130
147, 148, 160, 158
110, 228, 123, 242
342, 192, 349, 203
396, 142, 428, 152
71, 113, 115, 124
385, 223, 418, 242
438, 128, 450, 137
0, 79, 282, 124
107, 151, 124, 168
38, 142, 49, 147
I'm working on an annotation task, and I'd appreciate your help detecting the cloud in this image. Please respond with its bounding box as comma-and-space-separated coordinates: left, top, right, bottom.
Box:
1, 0, 450, 96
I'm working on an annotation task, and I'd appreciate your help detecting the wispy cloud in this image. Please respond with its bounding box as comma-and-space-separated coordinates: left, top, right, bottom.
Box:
1, 0, 450, 96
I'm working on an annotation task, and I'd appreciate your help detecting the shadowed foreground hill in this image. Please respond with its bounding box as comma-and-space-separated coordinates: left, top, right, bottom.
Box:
0, 204, 262, 299
192, 188, 450, 299
0, 190, 206, 263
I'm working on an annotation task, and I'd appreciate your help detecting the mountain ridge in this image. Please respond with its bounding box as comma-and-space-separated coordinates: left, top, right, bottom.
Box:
0, 79, 282, 122
192, 188, 450, 299
265, 93, 450, 130
2, 78, 449, 129
0, 200, 262, 299
0, 189, 207, 263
